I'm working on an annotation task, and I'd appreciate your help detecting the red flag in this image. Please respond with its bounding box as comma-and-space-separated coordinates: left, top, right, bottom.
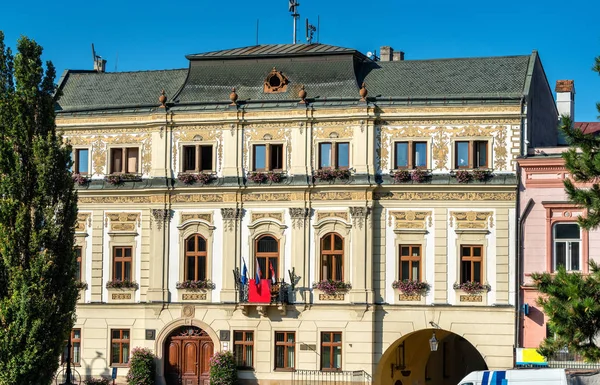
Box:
269, 261, 276, 284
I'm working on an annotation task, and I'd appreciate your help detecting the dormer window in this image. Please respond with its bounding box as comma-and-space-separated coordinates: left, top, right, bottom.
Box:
263, 68, 288, 93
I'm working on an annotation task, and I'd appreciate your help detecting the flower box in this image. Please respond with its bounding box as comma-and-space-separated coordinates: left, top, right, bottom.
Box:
106, 279, 139, 290
313, 169, 351, 182
72, 173, 90, 186
175, 279, 215, 290
105, 173, 142, 185
106, 281, 138, 303
392, 279, 430, 296
312, 279, 351, 295
177, 172, 214, 185
247, 171, 284, 184
453, 281, 491, 294
452, 170, 493, 183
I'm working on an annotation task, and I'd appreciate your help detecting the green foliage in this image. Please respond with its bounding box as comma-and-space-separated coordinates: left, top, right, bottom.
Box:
532, 261, 600, 362
0, 32, 79, 384
209, 351, 238, 385
126, 347, 156, 385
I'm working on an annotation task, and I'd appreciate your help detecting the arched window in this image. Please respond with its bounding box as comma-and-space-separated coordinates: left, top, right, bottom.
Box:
321, 233, 344, 281
255, 235, 279, 281
185, 234, 207, 281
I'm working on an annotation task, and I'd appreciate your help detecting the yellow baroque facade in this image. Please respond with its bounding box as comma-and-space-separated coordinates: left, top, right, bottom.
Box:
56, 43, 558, 385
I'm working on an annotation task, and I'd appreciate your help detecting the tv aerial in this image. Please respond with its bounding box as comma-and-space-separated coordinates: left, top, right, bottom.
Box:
306, 18, 317, 44
366, 50, 379, 61
91, 43, 106, 72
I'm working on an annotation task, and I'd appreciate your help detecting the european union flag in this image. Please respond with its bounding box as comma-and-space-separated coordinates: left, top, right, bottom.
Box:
241, 259, 248, 285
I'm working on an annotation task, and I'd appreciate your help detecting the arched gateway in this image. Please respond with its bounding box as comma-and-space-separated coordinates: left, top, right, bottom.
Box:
375, 329, 488, 385
164, 326, 214, 385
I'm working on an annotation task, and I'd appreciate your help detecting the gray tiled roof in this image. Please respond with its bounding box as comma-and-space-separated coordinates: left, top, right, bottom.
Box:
364, 55, 531, 99
186, 43, 360, 60
56, 69, 188, 113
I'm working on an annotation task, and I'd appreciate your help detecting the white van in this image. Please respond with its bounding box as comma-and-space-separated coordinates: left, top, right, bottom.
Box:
458, 368, 569, 385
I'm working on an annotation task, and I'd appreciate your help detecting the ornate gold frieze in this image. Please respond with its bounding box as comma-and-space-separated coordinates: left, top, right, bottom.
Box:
180, 213, 213, 224
76, 213, 91, 232
106, 212, 141, 232
243, 193, 291, 202
242, 127, 292, 172
172, 194, 223, 203
79, 196, 156, 204
319, 294, 345, 301
172, 127, 224, 173
450, 211, 494, 230
374, 192, 516, 201
460, 295, 483, 302
250, 212, 284, 223
111, 293, 132, 300
399, 294, 421, 301
388, 210, 432, 229
310, 192, 353, 201
316, 211, 349, 222
182, 293, 207, 300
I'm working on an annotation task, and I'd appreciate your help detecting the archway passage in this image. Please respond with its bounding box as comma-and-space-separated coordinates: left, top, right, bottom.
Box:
375, 329, 488, 385
165, 326, 214, 385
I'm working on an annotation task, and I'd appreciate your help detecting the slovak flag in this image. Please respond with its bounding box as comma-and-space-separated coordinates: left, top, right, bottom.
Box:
241, 259, 248, 285
269, 261, 276, 284
255, 259, 262, 283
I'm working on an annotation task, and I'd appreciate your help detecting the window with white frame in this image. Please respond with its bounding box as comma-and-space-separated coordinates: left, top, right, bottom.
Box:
318, 142, 349, 169
553, 223, 581, 271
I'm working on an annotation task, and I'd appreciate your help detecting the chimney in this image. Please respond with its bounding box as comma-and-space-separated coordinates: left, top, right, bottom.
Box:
380, 46, 393, 62
555, 80, 575, 145
393, 51, 405, 61
94, 57, 107, 73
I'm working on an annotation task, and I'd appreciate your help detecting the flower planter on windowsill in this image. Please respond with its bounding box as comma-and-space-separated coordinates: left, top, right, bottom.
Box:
177, 172, 215, 185
106, 280, 138, 303
247, 171, 286, 184
105, 173, 143, 185
77, 281, 88, 303
453, 282, 490, 305
176, 279, 215, 302
313, 169, 353, 184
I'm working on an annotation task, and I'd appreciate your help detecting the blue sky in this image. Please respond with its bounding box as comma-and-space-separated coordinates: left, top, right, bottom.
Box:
2, 0, 599, 121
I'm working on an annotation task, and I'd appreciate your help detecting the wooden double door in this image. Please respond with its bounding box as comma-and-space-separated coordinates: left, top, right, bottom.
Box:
165, 327, 214, 385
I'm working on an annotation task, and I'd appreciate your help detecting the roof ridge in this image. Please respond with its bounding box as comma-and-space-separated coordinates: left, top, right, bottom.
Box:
66, 68, 188, 75
377, 54, 531, 63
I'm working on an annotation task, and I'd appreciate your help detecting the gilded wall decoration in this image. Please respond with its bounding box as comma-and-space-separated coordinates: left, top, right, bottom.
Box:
243, 193, 292, 202
374, 192, 516, 201
150, 209, 172, 231
250, 212, 284, 223
76, 213, 91, 232
172, 126, 224, 173
388, 210, 432, 229
449, 211, 494, 230
242, 126, 292, 172
221, 208, 241, 232
92, 139, 106, 176
316, 211, 349, 222
289, 207, 309, 229
378, 124, 510, 172
310, 192, 353, 201
106, 212, 140, 232
180, 213, 213, 224
172, 194, 223, 203
79, 196, 154, 204
349, 207, 369, 229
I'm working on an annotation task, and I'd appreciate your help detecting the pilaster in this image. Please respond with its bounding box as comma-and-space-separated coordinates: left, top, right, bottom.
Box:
220, 207, 241, 302
146, 208, 172, 302
222, 123, 241, 178
289, 207, 309, 304
290, 122, 308, 176
150, 129, 168, 177
434, 207, 448, 303
349, 206, 371, 303
90, 210, 105, 302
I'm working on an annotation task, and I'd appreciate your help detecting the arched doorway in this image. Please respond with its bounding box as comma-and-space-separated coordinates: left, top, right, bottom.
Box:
165, 326, 214, 385
375, 329, 487, 385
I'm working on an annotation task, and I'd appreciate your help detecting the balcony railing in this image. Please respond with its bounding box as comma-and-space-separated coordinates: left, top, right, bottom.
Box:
547, 350, 600, 369
292, 370, 372, 384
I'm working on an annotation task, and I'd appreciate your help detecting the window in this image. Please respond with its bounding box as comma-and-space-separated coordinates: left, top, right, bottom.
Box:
111, 329, 130, 365
113, 246, 132, 282
399, 245, 421, 281
553, 223, 581, 271
182, 145, 213, 172
394, 141, 427, 169
274, 331, 295, 370
319, 142, 349, 169
255, 236, 279, 281
460, 245, 483, 283
234, 331, 254, 369
74, 149, 89, 175
252, 144, 283, 171
185, 234, 207, 281
455, 141, 488, 169
110, 147, 139, 174
320, 233, 344, 281
321, 332, 342, 371
61, 329, 81, 365
75, 246, 82, 281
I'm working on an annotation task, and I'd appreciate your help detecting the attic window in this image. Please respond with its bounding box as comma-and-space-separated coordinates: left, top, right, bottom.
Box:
264, 68, 288, 93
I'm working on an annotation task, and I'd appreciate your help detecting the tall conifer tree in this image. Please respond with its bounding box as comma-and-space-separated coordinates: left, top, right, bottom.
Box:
532, 54, 600, 361
0, 32, 79, 384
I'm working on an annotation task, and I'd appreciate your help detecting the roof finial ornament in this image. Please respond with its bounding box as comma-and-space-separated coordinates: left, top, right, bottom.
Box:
229, 87, 239, 106
159, 89, 167, 108
298, 85, 307, 104
359, 82, 368, 102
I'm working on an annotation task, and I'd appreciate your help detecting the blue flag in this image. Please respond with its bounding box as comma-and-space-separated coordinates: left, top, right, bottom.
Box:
241, 259, 248, 285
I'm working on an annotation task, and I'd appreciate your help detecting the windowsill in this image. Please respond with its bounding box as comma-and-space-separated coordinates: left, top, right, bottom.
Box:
274, 368, 296, 372
321, 368, 343, 372
110, 364, 129, 368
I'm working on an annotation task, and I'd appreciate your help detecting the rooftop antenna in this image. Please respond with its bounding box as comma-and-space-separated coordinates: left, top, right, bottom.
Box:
366, 49, 379, 62
256, 19, 259, 46
91, 43, 107, 72
114, 51, 118, 72
306, 18, 316, 44
289, 0, 300, 44
317, 15, 320, 43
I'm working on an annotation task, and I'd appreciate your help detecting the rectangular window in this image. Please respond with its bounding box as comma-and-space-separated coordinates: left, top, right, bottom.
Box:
253, 144, 283, 171
460, 245, 483, 283
319, 142, 349, 169
113, 246, 132, 282
455, 141, 488, 169
183, 145, 214, 172
553, 223, 581, 271
110, 148, 139, 174
75, 149, 89, 175
321, 332, 342, 371
75, 246, 82, 281
183, 146, 196, 172
394, 141, 427, 169
274, 331, 295, 370
399, 245, 421, 281
111, 329, 130, 366
62, 329, 81, 365
234, 331, 254, 369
